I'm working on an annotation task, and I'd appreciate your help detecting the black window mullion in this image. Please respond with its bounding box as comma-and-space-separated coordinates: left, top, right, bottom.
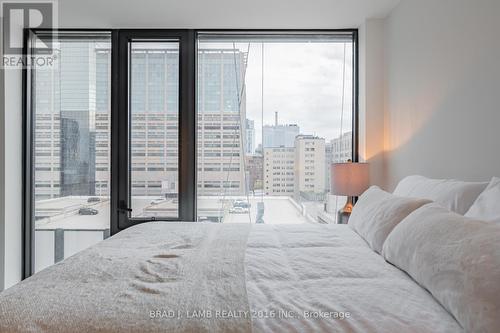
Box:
22, 29, 35, 278
110, 29, 123, 235
178, 30, 196, 222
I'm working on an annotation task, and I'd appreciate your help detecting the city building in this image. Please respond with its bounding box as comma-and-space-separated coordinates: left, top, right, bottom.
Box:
324, 131, 352, 215
255, 143, 263, 155
325, 140, 334, 192
34, 45, 248, 201
245, 119, 255, 154
294, 135, 326, 199
245, 154, 263, 193
331, 131, 352, 163
197, 49, 248, 196
263, 147, 295, 196
262, 112, 300, 148
34, 41, 107, 200
263, 134, 327, 199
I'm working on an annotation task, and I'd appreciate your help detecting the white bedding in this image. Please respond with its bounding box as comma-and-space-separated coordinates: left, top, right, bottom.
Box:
0, 223, 252, 333
246, 224, 462, 333
0, 222, 463, 333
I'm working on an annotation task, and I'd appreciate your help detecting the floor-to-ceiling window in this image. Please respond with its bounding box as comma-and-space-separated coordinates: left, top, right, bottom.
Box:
25, 30, 357, 276
196, 32, 356, 224
29, 32, 112, 273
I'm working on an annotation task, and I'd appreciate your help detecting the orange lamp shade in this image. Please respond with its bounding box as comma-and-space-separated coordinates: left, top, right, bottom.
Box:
331, 162, 370, 196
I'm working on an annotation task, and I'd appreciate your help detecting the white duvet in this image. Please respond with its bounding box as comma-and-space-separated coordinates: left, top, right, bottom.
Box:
0, 222, 463, 333
246, 224, 462, 333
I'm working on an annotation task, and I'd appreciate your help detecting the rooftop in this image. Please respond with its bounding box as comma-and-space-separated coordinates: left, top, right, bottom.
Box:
34, 195, 315, 230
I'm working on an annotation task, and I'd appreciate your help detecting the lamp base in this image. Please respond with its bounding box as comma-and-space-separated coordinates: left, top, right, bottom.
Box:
340, 196, 354, 214
337, 196, 354, 224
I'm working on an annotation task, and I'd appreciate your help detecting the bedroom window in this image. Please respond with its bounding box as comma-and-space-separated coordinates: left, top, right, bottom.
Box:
196, 32, 356, 224
26, 31, 112, 273
25, 29, 357, 277
112, 30, 195, 232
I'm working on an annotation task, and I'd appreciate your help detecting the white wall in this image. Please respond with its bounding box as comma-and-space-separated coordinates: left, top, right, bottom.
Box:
383, 0, 500, 189
358, 19, 386, 188
0, 14, 23, 290
0, 16, 5, 290
0, 35, 24, 289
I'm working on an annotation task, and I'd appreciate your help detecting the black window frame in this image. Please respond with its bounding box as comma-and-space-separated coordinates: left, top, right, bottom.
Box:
23, 28, 358, 279
113, 30, 196, 232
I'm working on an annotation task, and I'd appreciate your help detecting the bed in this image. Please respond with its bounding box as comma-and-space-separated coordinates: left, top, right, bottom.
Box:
0, 222, 462, 333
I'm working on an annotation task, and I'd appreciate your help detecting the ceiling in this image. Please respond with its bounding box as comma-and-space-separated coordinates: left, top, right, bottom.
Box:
58, 0, 401, 29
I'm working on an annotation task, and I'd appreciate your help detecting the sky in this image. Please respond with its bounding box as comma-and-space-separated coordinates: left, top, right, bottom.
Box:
201, 40, 353, 146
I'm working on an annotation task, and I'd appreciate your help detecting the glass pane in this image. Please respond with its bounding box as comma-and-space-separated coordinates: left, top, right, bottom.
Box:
197, 35, 353, 224
129, 41, 179, 218
33, 33, 112, 272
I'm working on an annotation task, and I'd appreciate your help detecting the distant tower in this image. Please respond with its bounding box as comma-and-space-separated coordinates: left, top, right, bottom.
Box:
263, 111, 300, 149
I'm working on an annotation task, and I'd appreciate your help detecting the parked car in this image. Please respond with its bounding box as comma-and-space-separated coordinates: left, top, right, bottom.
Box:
150, 198, 165, 205
87, 197, 101, 203
229, 206, 249, 214
233, 200, 250, 208
78, 207, 98, 215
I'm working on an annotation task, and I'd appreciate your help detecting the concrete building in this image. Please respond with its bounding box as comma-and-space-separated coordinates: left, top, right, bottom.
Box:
323, 132, 352, 217
263, 135, 328, 199
294, 135, 326, 199
245, 154, 263, 193
331, 131, 352, 163
245, 119, 255, 154
262, 112, 300, 148
127, 47, 248, 197
34, 113, 61, 200
255, 143, 263, 155
325, 141, 333, 193
34, 40, 107, 201
263, 147, 295, 196
34, 45, 249, 203
324, 131, 352, 193
196, 49, 247, 196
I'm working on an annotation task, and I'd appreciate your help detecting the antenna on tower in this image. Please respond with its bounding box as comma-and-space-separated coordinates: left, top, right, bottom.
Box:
275, 111, 278, 126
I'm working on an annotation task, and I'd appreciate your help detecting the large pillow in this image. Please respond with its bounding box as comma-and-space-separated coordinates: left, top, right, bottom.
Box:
348, 186, 431, 253
382, 204, 500, 333
393, 175, 488, 214
465, 177, 500, 223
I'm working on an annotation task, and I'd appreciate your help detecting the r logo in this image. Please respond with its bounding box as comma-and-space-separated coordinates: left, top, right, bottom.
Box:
2, 2, 54, 55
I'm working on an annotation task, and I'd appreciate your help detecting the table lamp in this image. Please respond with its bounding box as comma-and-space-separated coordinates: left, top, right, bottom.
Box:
331, 161, 370, 216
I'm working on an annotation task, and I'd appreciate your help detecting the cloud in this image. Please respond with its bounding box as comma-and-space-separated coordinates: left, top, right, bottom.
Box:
241, 41, 354, 144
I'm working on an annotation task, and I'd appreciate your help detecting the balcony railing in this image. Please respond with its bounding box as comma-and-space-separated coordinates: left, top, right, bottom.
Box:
34, 228, 110, 273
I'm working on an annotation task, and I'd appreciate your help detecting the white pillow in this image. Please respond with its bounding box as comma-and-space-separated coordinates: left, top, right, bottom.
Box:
393, 175, 488, 214
465, 177, 500, 223
348, 186, 431, 253
382, 204, 500, 333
